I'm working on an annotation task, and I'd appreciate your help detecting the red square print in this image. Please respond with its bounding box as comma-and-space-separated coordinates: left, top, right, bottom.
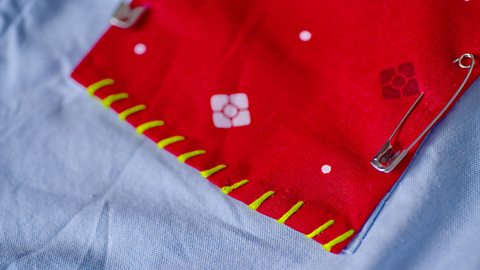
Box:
380, 63, 419, 99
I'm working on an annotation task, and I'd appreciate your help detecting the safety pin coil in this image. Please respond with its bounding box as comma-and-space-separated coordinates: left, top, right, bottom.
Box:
371, 53, 476, 173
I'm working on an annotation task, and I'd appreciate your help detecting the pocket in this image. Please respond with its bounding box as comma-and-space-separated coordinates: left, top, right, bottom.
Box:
70, 0, 480, 254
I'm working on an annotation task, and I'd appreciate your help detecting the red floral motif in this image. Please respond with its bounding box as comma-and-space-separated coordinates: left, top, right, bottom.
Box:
380, 62, 419, 99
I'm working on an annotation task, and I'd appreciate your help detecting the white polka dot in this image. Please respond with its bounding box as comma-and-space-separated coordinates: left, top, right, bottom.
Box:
299, 30, 312, 42
321, 165, 331, 174
134, 43, 146, 55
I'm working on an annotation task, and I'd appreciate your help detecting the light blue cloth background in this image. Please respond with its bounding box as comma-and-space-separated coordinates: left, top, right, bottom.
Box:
1, 0, 480, 269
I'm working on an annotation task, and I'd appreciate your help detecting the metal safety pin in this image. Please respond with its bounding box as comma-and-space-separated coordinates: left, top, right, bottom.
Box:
371, 53, 476, 173
111, 2, 146, 29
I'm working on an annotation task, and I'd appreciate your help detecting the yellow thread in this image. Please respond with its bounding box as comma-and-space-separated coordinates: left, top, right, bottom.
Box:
178, 150, 206, 163
277, 201, 304, 224
157, 136, 185, 149
248, 191, 274, 210
305, 220, 335, 239
322, 229, 355, 252
221, 179, 249, 194
118, 104, 146, 121
87, 78, 114, 95
101, 93, 129, 107
200, 164, 226, 178
136, 120, 165, 134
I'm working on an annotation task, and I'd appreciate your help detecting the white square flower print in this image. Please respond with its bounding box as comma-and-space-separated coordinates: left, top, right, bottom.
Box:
210, 93, 251, 128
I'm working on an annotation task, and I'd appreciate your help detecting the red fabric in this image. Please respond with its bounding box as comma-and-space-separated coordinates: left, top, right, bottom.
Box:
72, 0, 480, 253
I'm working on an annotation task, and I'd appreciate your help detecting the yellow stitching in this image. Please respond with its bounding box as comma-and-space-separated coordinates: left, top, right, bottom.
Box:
248, 191, 274, 210
118, 104, 146, 120
221, 179, 249, 194
87, 78, 114, 95
305, 220, 335, 239
157, 136, 185, 149
101, 93, 129, 107
200, 164, 226, 178
178, 150, 206, 163
136, 120, 165, 134
322, 229, 355, 252
86, 80, 348, 251
277, 201, 304, 224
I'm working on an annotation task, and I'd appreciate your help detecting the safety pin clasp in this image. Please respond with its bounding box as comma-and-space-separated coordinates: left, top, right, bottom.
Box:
111, 2, 146, 29
371, 53, 476, 173
371, 142, 410, 173
371, 93, 424, 173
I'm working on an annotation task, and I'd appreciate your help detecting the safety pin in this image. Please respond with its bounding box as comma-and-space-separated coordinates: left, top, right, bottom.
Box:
110, 2, 146, 29
371, 53, 476, 173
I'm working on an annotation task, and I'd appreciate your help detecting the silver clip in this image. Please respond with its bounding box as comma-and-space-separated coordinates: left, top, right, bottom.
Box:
371, 53, 476, 173
110, 2, 146, 29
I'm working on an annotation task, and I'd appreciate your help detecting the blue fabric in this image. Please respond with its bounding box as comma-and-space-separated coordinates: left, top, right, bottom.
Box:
1, 0, 480, 269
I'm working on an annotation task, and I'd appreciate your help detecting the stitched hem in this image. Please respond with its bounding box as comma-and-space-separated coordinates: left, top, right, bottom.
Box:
74, 76, 358, 254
